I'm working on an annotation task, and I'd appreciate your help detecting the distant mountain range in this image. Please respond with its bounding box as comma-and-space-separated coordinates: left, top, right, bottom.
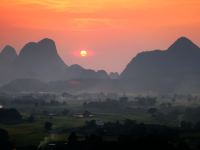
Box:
0, 38, 110, 85
1, 37, 200, 93
120, 37, 200, 93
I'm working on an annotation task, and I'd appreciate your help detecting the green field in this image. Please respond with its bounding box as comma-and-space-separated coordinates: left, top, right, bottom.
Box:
0, 110, 153, 148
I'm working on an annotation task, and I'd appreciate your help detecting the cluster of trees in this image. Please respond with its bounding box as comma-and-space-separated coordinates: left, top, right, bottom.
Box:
3, 118, 200, 150
40, 119, 200, 150
0, 93, 68, 107
0, 128, 14, 150
0, 108, 22, 124
147, 106, 200, 125
182, 107, 200, 124
134, 96, 157, 106
84, 96, 157, 109
12, 95, 66, 106
83, 99, 127, 110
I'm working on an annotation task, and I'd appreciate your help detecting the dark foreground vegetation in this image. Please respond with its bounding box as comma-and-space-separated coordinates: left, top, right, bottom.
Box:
42, 120, 200, 150
1, 93, 200, 149
2, 119, 200, 150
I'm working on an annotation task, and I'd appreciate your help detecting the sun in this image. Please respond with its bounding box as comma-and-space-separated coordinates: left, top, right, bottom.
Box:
80, 50, 88, 57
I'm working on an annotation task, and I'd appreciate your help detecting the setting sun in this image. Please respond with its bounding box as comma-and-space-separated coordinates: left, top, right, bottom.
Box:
80, 50, 88, 57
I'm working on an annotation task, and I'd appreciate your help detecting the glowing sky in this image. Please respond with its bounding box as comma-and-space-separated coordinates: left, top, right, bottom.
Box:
1, 0, 200, 72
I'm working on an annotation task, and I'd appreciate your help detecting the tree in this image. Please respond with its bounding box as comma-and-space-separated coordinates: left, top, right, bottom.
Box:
85, 120, 96, 128
68, 132, 78, 145
148, 108, 158, 114
0, 128, 13, 150
28, 114, 35, 122
62, 109, 69, 116
44, 122, 52, 131
180, 121, 193, 129
0, 108, 22, 124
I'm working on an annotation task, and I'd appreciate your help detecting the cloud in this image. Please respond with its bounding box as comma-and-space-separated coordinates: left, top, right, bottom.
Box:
16, 0, 105, 12
13, 0, 163, 12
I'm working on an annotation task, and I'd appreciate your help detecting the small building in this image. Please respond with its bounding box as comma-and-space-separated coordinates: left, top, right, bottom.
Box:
73, 111, 94, 118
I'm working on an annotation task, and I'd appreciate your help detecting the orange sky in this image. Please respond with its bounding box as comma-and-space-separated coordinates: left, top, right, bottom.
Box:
1, 0, 200, 73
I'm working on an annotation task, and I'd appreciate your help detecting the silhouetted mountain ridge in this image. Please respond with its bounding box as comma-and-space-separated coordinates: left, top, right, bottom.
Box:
66, 64, 109, 79
0, 38, 109, 84
1, 36, 199, 93
0, 46, 17, 66
168, 37, 199, 52
121, 37, 200, 93
13, 39, 67, 81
